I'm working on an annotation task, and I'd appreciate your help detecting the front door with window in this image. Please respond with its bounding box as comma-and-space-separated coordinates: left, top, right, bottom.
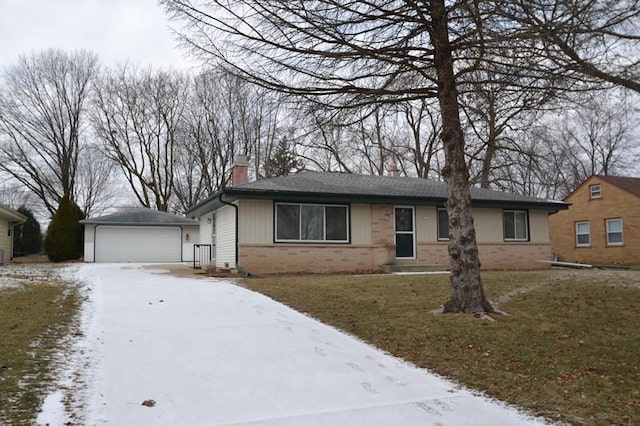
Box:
394, 206, 415, 258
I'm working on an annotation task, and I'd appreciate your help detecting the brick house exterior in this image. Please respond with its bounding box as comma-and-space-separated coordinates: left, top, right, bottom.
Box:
187, 166, 567, 274
549, 175, 640, 265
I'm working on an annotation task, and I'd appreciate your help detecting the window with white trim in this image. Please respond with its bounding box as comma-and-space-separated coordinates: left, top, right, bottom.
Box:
437, 208, 449, 241
606, 218, 623, 246
575, 221, 590, 247
503, 210, 529, 241
590, 184, 602, 199
275, 203, 349, 242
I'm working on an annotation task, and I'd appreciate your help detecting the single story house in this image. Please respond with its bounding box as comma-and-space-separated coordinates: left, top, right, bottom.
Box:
186, 160, 567, 274
549, 174, 640, 265
0, 204, 27, 263
81, 208, 199, 263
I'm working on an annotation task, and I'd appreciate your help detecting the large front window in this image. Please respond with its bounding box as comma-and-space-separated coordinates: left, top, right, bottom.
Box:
275, 203, 348, 242
503, 210, 529, 241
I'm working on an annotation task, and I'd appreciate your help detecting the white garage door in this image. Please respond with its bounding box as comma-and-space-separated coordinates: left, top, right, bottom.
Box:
95, 226, 182, 262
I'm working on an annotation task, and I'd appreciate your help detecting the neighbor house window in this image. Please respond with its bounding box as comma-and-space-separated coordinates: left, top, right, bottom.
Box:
590, 184, 602, 199
503, 210, 529, 241
575, 221, 590, 247
437, 208, 449, 241
275, 203, 348, 242
606, 218, 623, 246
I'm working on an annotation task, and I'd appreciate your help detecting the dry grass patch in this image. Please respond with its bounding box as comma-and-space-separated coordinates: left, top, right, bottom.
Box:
0, 275, 80, 424
243, 270, 640, 425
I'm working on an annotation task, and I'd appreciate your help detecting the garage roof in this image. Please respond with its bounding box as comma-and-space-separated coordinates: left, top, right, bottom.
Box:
80, 208, 198, 226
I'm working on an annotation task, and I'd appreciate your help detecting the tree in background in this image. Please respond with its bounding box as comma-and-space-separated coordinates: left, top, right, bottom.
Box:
0, 49, 103, 216
92, 66, 188, 212
45, 195, 84, 262
13, 206, 42, 256
172, 69, 282, 212
263, 138, 304, 178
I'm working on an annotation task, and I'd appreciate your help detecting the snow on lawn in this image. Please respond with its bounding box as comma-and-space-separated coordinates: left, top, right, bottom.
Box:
38, 263, 548, 425
0, 263, 61, 290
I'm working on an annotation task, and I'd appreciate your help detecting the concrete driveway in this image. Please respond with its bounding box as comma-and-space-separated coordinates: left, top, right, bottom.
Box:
38, 263, 547, 425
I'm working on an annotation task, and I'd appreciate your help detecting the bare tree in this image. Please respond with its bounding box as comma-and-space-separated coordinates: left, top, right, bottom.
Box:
394, 100, 443, 179
0, 183, 36, 211
559, 93, 637, 178
493, 1, 640, 94
75, 145, 117, 217
460, 71, 553, 189
92, 66, 188, 211
0, 49, 100, 215
171, 68, 283, 212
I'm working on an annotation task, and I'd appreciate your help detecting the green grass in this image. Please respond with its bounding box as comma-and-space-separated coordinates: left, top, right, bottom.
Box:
242, 270, 640, 425
0, 282, 81, 424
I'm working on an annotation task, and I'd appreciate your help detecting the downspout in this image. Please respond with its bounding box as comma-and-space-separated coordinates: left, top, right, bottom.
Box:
218, 192, 239, 266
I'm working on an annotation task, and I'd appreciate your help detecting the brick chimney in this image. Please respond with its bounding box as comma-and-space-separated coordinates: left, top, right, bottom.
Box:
231, 155, 249, 186
388, 164, 399, 177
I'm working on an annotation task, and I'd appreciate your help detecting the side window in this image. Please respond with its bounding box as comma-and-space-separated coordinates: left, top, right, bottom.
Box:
575, 221, 590, 247
589, 184, 601, 199
437, 208, 449, 241
503, 210, 529, 241
606, 218, 623, 246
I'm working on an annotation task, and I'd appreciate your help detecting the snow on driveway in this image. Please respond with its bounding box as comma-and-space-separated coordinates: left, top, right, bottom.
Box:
39, 263, 547, 425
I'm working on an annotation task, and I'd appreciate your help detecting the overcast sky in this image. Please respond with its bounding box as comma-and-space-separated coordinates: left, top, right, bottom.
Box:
0, 0, 196, 70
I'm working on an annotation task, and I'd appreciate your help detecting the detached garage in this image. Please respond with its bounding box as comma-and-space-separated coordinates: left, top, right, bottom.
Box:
81, 208, 199, 263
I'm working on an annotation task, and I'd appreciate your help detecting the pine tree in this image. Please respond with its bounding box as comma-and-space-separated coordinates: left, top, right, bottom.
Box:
263, 138, 304, 178
45, 195, 85, 262
13, 206, 42, 256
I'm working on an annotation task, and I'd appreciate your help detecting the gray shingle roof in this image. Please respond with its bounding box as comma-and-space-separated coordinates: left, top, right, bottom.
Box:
230, 171, 564, 204
596, 175, 640, 198
187, 171, 567, 217
80, 208, 198, 226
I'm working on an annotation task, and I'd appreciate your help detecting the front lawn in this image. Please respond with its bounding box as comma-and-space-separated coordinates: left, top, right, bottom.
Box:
243, 270, 640, 425
0, 267, 81, 424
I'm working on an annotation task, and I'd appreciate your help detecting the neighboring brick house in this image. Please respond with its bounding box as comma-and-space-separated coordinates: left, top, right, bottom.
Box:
187, 157, 567, 274
549, 175, 640, 265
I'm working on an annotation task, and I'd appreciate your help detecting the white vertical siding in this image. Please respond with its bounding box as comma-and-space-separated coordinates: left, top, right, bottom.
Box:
351, 204, 371, 244
0, 218, 10, 262
83, 224, 95, 262
239, 199, 273, 244
216, 205, 236, 268
181, 225, 200, 261
416, 206, 437, 243
529, 210, 550, 243
198, 213, 213, 246
472, 208, 503, 243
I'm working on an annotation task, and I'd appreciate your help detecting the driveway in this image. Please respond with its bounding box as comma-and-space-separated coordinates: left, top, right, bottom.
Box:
38, 264, 547, 425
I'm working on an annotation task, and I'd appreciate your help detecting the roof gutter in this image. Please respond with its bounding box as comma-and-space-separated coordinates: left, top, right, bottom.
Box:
218, 192, 239, 266
222, 189, 568, 211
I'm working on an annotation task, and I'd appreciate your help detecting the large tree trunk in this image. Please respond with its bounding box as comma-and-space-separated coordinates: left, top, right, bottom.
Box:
430, 0, 495, 314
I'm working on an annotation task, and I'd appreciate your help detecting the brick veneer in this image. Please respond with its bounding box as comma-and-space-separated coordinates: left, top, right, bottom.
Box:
549, 176, 640, 264
238, 242, 551, 274
239, 244, 393, 274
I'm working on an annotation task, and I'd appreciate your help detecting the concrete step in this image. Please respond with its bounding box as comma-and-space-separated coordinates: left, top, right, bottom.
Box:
382, 264, 449, 273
